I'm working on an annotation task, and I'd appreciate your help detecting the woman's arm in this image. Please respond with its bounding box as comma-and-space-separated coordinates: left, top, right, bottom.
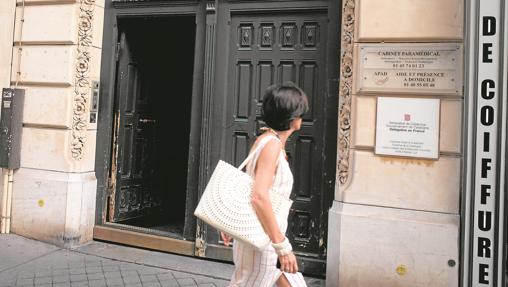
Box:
218, 139, 283, 247
250, 139, 285, 244
251, 139, 298, 274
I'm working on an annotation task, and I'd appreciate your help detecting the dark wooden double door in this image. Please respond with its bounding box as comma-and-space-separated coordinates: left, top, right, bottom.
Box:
107, 0, 338, 275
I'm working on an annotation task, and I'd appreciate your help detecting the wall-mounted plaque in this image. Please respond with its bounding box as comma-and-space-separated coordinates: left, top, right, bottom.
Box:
357, 43, 462, 95
375, 97, 440, 159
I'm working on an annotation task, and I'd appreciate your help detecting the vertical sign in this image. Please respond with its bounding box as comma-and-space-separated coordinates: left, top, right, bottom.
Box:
472, 0, 500, 285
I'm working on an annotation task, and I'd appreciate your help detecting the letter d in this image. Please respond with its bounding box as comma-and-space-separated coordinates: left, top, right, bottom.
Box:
483, 16, 496, 36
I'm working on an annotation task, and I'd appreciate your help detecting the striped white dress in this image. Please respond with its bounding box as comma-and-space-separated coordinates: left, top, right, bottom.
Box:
228, 135, 307, 287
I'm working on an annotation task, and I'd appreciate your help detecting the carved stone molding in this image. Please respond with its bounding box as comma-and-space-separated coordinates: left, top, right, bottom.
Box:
206, 1, 215, 13
71, 0, 95, 160
338, 0, 354, 187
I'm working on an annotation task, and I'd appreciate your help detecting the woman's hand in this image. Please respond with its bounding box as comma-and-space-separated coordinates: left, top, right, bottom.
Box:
278, 251, 298, 273
220, 232, 232, 246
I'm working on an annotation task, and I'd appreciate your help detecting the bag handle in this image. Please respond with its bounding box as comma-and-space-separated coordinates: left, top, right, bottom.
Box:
237, 135, 280, 171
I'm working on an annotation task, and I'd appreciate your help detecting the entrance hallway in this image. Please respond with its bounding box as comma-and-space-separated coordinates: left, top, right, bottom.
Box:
107, 16, 196, 238
0, 234, 325, 287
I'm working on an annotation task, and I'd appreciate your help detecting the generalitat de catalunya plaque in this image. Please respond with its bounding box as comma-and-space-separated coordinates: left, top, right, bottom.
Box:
357, 43, 462, 95
375, 97, 440, 159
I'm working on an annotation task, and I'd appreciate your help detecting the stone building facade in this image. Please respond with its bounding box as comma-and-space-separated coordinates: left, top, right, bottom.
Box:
0, 0, 506, 286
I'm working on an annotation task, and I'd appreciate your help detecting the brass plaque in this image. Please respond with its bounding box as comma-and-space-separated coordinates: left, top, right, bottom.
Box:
356, 43, 462, 95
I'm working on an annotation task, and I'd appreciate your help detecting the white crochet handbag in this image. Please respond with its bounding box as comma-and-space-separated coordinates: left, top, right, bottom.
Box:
194, 137, 293, 251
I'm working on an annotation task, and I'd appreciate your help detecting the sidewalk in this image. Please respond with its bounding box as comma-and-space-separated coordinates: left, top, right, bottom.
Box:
0, 234, 325, 287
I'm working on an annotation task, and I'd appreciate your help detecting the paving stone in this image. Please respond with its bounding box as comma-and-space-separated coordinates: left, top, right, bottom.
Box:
86, 272, 104, 280
53, 263, 69, 270
0, 279, 17, 287
85, 261, 102, 268
195, 278, 229, 287
14, 278, 34, 286
156, 273, 173, 281
53, 266, 69, 271
53, 283, 71, 287
193, 276, 227, 284
52, 274, 70, 283
34, 277, 52, 284
17, 271, 34, 279
138, 268, 161, 276
177, 277, 197, 286
68, 263, 85, 269
141, 282, 162, 287
70, 274, 87, 282
120, 264, 139, 271
121, 270, 139, 277
171, 271, 190, 279
0, 272, 16, 279
140, 274, 158, 282
102, 265, 120, 272
85, 257, 102, 263
88, 279, 107, 286
123, 275, 142, 284
52, 269, 69, 276
69, 268, 86, 275
159, 280, 180, 287
34, 270, 52, 278
70, 281, 89, 287
85, 266, 102, 274
105, 277, 124, 285
100, 259, 118, 266
104, 270, 122, 278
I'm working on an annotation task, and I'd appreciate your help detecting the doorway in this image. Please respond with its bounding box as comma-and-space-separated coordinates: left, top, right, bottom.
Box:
95, 0, 339, 276
195, 2, 340, 275
107, 16, 196, 239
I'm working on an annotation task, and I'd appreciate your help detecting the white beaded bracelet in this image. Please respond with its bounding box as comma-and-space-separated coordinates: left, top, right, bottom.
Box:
271, 237, 293, 256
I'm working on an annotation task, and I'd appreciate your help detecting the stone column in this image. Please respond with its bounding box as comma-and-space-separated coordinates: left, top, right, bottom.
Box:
8, 0, 105, 247
327, 0, 464, 286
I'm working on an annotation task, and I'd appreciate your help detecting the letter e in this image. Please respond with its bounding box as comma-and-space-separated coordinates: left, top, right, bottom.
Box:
483, 44, 493, 63
479, 263, 489, 284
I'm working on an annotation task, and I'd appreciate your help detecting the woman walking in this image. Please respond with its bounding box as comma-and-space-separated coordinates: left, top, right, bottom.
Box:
221, 83, 308, 287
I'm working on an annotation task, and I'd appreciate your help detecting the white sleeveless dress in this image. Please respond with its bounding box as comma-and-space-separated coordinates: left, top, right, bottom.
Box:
228, 135, 307, 287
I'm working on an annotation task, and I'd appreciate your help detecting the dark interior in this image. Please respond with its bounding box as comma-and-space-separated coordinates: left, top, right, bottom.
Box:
117, 16, 196, 237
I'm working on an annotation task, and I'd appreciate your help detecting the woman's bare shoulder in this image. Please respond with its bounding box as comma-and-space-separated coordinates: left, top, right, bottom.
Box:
255, 134, 281, 159
252, 134, 281, 149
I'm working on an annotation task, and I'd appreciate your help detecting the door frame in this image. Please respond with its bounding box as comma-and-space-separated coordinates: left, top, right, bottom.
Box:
94, 0, 206, 253
94, 0, 341, 275
194, 0, 341, 276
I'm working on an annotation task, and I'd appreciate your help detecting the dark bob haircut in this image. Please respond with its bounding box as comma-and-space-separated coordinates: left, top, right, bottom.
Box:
262, 82, 309, 131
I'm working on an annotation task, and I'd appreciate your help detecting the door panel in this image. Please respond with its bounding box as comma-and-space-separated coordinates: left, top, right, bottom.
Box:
202, 7, 331, 272
109, 32, 159, 222
226, 12, 328, 259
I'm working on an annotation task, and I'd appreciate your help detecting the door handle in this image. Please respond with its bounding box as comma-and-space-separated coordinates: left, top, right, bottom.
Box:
138, 118, 156, 124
